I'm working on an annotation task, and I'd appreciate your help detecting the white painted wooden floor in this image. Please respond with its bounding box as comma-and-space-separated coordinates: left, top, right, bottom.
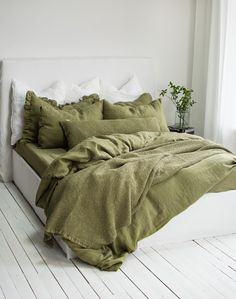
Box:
1, 182, 236, 299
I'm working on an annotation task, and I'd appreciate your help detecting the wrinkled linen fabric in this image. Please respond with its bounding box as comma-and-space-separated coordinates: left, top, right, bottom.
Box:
36, 132, 236, 271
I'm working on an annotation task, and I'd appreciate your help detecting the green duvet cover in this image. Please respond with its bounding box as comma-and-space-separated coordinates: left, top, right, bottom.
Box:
36, 132, 236, 271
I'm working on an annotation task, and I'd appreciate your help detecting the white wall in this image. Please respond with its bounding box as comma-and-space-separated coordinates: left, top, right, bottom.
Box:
0, 0, 197, 130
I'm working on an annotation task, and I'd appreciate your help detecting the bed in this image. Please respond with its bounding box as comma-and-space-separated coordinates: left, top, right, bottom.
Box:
1, 58, 236, 265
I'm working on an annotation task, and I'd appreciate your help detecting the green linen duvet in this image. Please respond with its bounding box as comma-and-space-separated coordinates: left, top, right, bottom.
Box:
36, 132, 236, 271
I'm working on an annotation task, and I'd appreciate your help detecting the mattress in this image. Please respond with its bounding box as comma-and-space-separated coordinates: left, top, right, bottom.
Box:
15, 142, 66, 177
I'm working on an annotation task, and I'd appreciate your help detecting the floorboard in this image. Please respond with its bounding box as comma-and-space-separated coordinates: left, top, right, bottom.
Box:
1, 182, 236, 299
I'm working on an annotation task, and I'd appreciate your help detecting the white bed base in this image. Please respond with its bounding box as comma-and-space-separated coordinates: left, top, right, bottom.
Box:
13, 149, 236, 257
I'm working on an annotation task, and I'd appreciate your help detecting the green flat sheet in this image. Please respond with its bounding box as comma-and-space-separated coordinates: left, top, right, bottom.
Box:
36, 132, 236, 271
15, 142, 66, 177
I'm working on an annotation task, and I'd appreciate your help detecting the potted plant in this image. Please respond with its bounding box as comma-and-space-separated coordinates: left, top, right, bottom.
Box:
159, 81, 196, 128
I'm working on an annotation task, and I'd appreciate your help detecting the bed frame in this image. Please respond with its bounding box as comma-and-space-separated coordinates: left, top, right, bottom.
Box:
1, 58, 236, 259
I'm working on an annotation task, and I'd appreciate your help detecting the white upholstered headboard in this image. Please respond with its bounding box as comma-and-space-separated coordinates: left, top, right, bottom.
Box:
0, 57, 155, 182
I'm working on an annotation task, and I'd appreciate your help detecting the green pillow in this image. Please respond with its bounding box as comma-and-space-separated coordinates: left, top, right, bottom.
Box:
61, 94, 100, 111
115, 93, 153, 106
103, 99, 169, 132
22, 91, 57, 143
38, 101, 103, 148
61, 117, 160, 149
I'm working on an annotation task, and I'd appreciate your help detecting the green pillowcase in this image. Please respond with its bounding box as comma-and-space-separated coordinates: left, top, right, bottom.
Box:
39, 101, 103, 148
61, 117, 160, 149
103, 98, 169, 132
21, 91, 103, 147
114, 93, 153, 106
22, 91, 58, 143
61, 94, 100, 111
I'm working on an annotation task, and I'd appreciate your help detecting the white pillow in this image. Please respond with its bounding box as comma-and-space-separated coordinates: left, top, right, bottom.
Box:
120, 75, 144, 95
100, 75, 144, 102
11, 80, 66, 145
64, 77, 100, 103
